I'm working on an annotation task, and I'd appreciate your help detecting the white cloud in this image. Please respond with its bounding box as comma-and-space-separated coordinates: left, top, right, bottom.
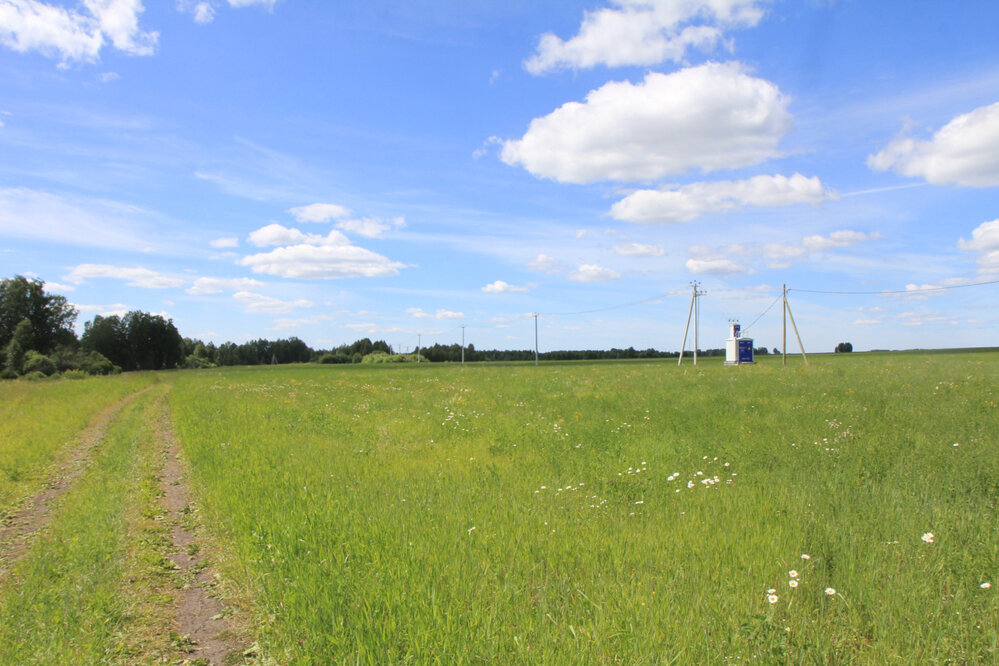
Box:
247, 223, 349, 247
613, 242, 665, 257
406, 308, 464, 320
501, 63, 791, 184
239, 244, 404, 279
98, 71, 119, 83
611, 173, 833, 223
64, 264, 184, 289
802, 230, 881, 252
210, 236, 239, 249
288, 202, 351, 223
685, 229, 879, 276
42, 280, 75, 293
524, 0, 766, 75
958, 219, 999, 253
0, 187, 156, 250
868, 102, 999, 187
233, 291, 313, 314
192, 2, 214, 23
73, 302, 131, 318
186, 277, 265, 295
685, 257, 747, 275
227, 0, 277, 8
569, 264, 622, 282
527, 253, 564, 273
336, 216, 406, 239
0, 0, 158, 64
482, 280, 529, 293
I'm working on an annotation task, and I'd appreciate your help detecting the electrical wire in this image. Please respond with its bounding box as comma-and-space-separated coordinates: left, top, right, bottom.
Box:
789, 277, 999, 296
741, 294, 781, 334
539, 290, 680, 317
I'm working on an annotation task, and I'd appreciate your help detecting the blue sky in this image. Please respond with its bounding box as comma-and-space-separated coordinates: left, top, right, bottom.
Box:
2, 0, 998, 354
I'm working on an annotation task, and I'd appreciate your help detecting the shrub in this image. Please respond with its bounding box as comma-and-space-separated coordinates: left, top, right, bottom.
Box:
62, 369, 88, 380
22, 351, 57, 376
19, 371, 48, 381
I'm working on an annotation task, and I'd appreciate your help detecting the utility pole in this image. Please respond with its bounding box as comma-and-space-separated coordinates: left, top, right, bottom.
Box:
678, 282, 705, 366
461, 325, 466, 365
782, 284, 787, 367
782, 285, 808, 366
533, 313, 539, 366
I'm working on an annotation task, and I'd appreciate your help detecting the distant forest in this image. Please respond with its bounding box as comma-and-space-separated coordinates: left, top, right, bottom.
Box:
2, 275, 775, 378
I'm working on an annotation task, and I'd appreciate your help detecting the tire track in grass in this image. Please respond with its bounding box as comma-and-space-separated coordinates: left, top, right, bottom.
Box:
157, 402, 249, 664
0, 383, 156, 575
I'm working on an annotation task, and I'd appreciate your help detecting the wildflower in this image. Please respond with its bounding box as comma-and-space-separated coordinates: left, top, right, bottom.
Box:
982, 582, 992, 589
922, 532, 935, 543
789, 570, 798, 578
801, 554, 811, 560
825, 588, 836, 596
767, 594, 778, 604
467, 526, 476, 534
767, 588, 776, 594
788, 580, 798, 588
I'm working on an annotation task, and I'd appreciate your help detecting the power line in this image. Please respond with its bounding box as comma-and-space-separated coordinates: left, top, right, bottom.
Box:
741, 294, 782, 334
789, 277, 999, 296
539, 290, 680, 317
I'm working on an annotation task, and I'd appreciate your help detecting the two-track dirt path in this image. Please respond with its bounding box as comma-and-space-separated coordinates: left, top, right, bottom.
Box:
156, 403, 246, 664
0, 384, 154, 574
0, 383, 249, 664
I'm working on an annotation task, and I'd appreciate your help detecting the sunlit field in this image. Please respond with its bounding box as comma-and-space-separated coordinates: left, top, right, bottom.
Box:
167, 352, 999, 663
0, 373, 157, 520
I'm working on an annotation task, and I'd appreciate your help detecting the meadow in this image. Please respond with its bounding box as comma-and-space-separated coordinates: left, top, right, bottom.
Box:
168, 352, 999, 663
1, 352, 998, 663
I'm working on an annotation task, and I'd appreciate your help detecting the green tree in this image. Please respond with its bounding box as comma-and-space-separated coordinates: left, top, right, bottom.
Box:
81, 315, 128, 368
3, 319, 34, 375
0, 276, 77, 354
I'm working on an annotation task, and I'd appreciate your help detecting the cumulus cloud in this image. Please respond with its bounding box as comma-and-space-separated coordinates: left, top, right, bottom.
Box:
210, 236, 239, 248
336, 216, 406, 239
239, 245, 404, 280
482, 280, 529, 293
613, 243, 665, 257
288, 202, 351, 223
227, 0, 277, 8
186, 277, 265, 295
0, 0, 158, 64
685, 229, 880, 275
524, 0, 766, 75
569, 264, 622, 282
247, 223, 349, 247
406, 308, 464, 320
527, 253, 564, 273
233, 291, 313, 314
802, 230, 881, 252
73, 302, 132, 318
64, 264, 184, 289
685, 257, 747, 275
958, 219, 999, 253
240, 221, 404, 280
501, 63, 791, 184
868, 102, 999, 187
611, 173, 833, 223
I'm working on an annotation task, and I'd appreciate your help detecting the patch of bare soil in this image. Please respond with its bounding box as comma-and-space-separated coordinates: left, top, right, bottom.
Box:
158, 409, 248, 664
0, 385, 153, 575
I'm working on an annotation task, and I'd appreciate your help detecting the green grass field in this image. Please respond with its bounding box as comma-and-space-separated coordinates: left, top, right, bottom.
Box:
2, 353, 998, 663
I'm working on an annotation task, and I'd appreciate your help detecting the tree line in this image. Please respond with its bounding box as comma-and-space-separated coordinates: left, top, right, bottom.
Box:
2, 275, 778, 379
